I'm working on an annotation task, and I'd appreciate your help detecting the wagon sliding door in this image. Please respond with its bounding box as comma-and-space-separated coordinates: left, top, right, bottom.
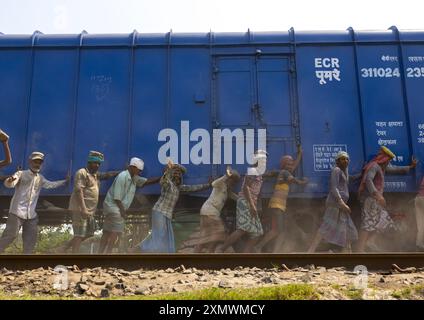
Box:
212, 56, 254, 176
256, 56, 295, 177
212, 55, 296, 191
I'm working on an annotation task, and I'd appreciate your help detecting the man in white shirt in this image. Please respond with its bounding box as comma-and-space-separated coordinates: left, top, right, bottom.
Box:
98, 157, 160, 253
0, 151, 69, 254
188, 167, 240, 253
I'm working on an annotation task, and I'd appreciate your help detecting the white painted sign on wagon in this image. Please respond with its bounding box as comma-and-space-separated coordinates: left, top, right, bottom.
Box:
313, 144, 347, 171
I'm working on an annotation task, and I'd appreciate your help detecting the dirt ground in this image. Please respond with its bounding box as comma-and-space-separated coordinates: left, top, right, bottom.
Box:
0, 264, 423, 299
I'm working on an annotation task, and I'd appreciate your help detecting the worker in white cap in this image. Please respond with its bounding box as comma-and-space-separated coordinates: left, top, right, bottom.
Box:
0, 151, 69, 254
218, 150, 268, 253
187, 166, 241, 253
98, 157, 160, 253
0, 129, 11, 170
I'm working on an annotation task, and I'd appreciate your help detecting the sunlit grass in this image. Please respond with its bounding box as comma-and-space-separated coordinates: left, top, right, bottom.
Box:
111, 284, 320, 300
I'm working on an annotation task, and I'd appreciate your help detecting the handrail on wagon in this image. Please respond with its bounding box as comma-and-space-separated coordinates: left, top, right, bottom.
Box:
389, 26, 416, 177
22, 31, 43, 169
68, 31, 87, 182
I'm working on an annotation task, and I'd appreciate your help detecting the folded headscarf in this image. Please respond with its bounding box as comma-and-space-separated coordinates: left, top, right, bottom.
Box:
358, 146, 395, 197
87, 150, 104, 163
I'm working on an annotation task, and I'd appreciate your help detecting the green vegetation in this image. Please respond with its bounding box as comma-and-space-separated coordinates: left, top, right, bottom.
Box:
331, 285, 364, 300
115, 284, 320, 300
4, 225, 73, 254
391, 288, 412, 299
344, 288, 364, 300
0, 284, 319, 300
330, 284, 341, 290
391, 284, 424, 300
1, 283, 424, 300
0, 291, 71, 300
415, 284, 424, 297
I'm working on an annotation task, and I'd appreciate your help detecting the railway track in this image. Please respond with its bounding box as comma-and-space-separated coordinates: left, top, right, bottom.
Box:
0, 253, 423, 271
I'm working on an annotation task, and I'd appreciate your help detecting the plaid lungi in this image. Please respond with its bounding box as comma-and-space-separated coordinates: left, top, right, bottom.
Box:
361, 197, 395, 232
318, 206, 358, 247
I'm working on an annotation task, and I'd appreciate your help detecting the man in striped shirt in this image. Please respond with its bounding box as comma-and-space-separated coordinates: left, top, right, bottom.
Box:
135, 161, 211, 253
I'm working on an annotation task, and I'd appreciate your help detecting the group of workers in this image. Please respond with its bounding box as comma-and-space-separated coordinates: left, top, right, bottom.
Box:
0, 128, 423, 254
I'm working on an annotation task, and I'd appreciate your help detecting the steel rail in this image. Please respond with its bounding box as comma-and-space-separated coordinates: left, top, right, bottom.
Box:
0, 253, 423, 271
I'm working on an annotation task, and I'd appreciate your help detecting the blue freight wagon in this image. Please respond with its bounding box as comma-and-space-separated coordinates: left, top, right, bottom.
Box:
0, 28, 422, 249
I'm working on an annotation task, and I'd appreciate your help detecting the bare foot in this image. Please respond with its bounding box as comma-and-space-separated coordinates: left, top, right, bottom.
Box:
50, 244, 69, 254
214, 245, 225, 253
224, 246, 235, 253
127, 246, 141, 254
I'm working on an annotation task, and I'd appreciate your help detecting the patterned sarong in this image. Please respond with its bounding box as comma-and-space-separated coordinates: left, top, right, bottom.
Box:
236, 197, 264, 238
